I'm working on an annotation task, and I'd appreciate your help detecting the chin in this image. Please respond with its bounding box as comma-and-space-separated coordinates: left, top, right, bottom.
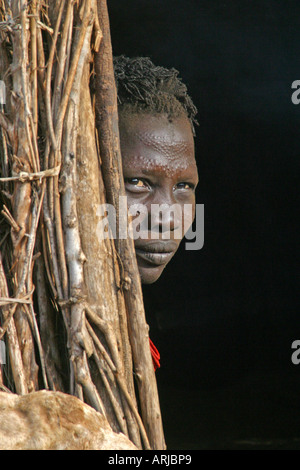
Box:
138, 264, 166, 284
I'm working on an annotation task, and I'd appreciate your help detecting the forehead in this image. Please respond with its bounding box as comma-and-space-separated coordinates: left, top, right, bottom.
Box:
119, 113, 197, 177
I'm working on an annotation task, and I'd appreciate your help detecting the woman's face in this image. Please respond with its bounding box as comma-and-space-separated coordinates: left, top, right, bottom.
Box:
119, 112, 199, 284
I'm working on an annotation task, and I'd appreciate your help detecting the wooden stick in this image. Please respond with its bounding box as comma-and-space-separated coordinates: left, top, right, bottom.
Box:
1, 205, 20, 232
58, 3, 99, 408
52, 0, 73, 124
54, 0, 92, 151
30, 0, 38, 137
8, 0, 39, 393
0, 296, 32, 306
90, 339, 129, 436
20, 1, 38, 174
95, 0, 166, 450
0, 255, 28, 395
75, 31, 141, 438
86, 311, 148, 449
34, 233, 65, 392
45, 0, 65, 153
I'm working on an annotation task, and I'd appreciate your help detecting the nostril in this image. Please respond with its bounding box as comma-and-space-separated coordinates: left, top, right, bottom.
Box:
147, 202, 183, 234
158, 223, 174, 233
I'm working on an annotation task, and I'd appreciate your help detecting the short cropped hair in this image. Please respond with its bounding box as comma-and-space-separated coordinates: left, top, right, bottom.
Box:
113, 55, 198, 134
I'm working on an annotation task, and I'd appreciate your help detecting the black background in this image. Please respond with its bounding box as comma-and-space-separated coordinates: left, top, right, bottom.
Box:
108, 0, 300, 449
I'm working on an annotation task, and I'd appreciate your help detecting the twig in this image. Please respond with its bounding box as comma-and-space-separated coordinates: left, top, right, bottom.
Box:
0, 289, 34, 339
0, 255, 28, 395
25, 302, 49, 390
93, 8, 102, 52
40, 218, 58, 299
73, 350, 106, 415
63, 7, 73, 88
85, 303, 121, 371
52, 0, 73, 124
90, 339, 128, 436
17, 187, 43, 293
85, 306, 149, 449
0, 231, 9, 248
0, 295, 32, 306
0, 112, 14, 143
26, 182, 46, 291
0, 383, 12, 393
36, 20, 53, 35
44, 0, 65, 153
30, 0, 38, 137
54, 0, 92, 150
115, 373, 151, 450
20, 1, 38, 174
1, 205, 20, 232
36, 16, 46, 89
86, 319, 116, 372
0, 111, 9, 192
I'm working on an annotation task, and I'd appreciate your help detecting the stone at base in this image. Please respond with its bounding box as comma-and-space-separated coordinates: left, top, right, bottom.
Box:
0, 390, 138, 450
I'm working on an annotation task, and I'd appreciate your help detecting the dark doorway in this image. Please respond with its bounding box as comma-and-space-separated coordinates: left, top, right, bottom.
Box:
109, 0, 300, 449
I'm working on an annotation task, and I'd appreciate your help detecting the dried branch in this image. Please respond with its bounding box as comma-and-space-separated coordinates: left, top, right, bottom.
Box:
1, 205, 20, 232
0, 112, 14, 143
0, 294, 32, 307
44, 0, 65, 153
95, 0, 166, 450
52, 0, 73, 123
0, 255, 27, 395
30, 0, 38, 136
85, 302, 149, 449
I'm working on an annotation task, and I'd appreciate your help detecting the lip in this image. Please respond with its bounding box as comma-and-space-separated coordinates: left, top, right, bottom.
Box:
134, 241, 178, 266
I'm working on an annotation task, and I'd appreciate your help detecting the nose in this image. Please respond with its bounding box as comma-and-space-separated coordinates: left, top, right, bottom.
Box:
148, 190, 182, 235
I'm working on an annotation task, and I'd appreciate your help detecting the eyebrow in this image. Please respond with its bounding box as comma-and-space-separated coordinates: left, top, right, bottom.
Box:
123, 157, 198, 182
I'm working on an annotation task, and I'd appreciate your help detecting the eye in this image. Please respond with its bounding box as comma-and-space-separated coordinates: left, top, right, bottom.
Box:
174, 182, 195, 191
124, 178, 151, 192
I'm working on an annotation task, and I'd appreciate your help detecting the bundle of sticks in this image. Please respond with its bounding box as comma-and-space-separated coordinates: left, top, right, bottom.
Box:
0, 0, 165, 450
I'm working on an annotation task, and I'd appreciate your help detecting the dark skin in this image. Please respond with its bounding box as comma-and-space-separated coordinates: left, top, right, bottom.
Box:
119, 112, 199, 284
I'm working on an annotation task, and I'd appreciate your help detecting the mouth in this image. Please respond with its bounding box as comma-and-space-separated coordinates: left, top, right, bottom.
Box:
134, 241, 178, 267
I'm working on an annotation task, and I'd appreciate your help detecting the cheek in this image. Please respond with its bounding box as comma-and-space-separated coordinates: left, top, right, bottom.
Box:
125, 189, 151, 207
181, 199, 196, 235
